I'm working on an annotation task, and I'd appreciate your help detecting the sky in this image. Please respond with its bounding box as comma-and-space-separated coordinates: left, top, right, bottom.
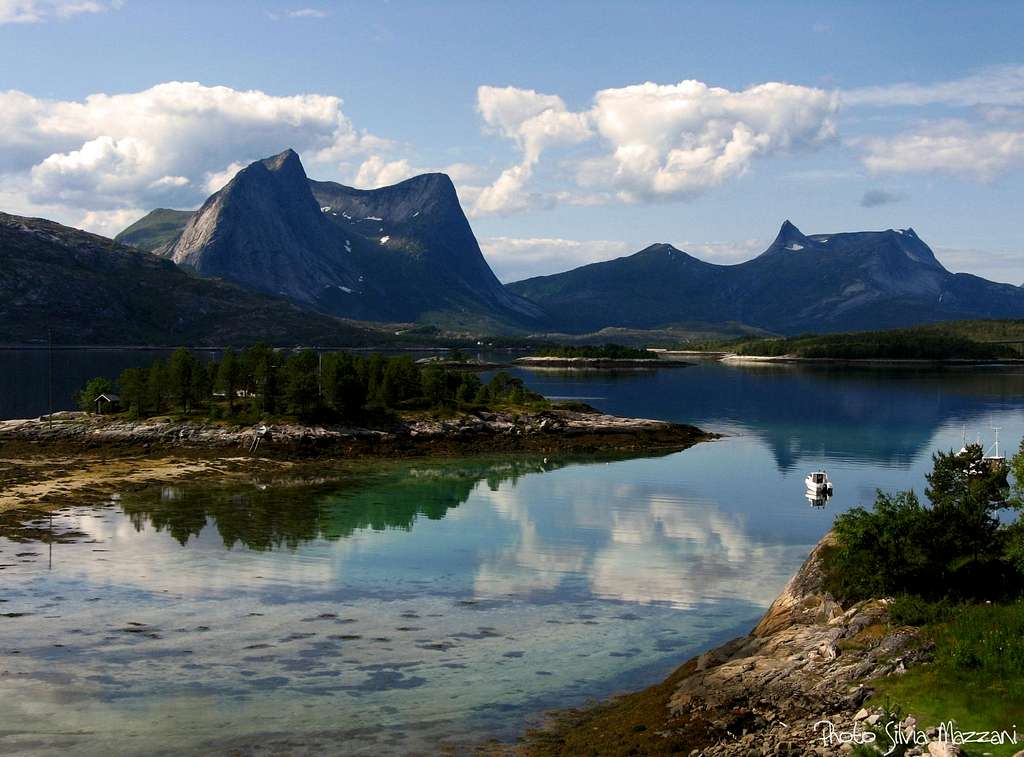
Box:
1, 0, 1023, 284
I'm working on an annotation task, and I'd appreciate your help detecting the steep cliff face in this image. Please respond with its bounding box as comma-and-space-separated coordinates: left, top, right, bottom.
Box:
148, 150, 543, 327
165, 149, 366, 311
310, 173, 545, 323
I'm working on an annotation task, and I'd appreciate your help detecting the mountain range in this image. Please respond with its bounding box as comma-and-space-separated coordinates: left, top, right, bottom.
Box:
509, 220, 1024, 334
2, 146, 1016, 343
119, 149, 542, 331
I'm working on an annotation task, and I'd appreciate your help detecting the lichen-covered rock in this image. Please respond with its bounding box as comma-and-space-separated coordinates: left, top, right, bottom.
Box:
654, 533, 930, 755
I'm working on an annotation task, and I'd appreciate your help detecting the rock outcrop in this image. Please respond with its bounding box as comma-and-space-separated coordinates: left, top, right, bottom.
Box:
521, 533, 940, 756
668, 535, 930, 754
0, 408, 708, 458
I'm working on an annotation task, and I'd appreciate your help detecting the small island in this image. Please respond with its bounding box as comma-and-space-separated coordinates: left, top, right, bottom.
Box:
515, 343, 690, 369
0, 346, 709, 511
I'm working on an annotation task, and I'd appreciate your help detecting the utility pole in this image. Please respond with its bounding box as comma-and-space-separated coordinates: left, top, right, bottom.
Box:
47, 327, 54, 428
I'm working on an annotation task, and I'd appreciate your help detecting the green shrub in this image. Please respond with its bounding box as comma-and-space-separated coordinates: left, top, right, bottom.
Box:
888, 595, 955, 627
825, 444, 1020, 604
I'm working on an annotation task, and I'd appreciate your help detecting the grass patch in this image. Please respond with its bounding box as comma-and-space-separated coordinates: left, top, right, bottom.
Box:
866, 601, 1024, 755
868, 668, 1023, 756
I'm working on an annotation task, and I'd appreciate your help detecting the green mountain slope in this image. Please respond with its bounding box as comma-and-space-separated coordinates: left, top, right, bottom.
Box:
114, 208, 194, 252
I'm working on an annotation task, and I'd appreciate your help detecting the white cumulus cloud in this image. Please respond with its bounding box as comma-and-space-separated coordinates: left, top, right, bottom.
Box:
352, 155, 419, 188
843, 67, 1024, 181
469, 79, 838, 214
0, 81, 394, 229
0, 0, 120, 24
472, 86, 592, 215
586, 80, 839, 202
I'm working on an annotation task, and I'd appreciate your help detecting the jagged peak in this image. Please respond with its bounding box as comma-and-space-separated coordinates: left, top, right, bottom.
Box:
756, 220, 812, 257
195, 148, 317, 219
260, 148, 302, 173
775, 220, 808, 243
217, 148, 309, 193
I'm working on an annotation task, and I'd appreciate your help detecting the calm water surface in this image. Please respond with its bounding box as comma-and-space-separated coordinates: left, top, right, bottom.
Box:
2, 355, 1024, 755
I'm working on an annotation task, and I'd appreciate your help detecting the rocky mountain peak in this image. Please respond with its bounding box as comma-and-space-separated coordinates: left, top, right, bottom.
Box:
774, 220, 810, 247
260, 147, 302, 173
135, 148, 543, 327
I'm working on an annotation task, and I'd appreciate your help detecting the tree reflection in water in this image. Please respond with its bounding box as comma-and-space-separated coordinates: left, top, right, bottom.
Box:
119, 454, 657, 551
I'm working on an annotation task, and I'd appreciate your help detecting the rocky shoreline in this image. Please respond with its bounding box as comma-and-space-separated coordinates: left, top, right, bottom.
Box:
0, 407, 708, 459
518, 534, 986, 757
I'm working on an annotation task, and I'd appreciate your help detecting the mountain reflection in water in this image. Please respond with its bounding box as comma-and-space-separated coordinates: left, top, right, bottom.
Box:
509, 363, 1024, 471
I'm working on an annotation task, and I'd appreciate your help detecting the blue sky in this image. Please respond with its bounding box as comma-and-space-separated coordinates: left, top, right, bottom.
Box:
1, 0, 1023, 283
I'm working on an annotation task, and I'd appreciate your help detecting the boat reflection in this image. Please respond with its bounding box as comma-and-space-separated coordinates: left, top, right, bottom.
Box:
804, 489, 832, 509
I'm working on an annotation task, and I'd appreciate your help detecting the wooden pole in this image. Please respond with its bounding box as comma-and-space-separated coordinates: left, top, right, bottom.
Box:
47, 327, 53, 428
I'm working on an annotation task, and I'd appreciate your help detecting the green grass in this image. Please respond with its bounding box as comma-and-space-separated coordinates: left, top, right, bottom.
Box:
868, 670, 1023, 756
866, 601, 1024, 755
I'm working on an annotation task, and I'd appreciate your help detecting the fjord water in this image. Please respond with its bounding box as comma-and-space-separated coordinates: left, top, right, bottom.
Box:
3, 358, 1024, 755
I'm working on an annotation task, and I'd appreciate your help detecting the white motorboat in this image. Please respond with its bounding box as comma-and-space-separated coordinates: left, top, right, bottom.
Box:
805, 470, 833, 495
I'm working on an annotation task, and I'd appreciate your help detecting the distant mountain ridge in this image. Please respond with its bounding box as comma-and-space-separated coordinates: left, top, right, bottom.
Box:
508, 221, 1024, 334
115, 154, 1024, 335
124, 149, 542, 329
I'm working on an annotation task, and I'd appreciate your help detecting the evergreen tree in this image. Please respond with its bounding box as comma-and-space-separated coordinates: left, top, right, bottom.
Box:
284, 350, 320, 417
168, 347, 195, 413
456, 373, 481, 404
379, 356, 421, 406
147, 359, 169, 414
421, 367, 448, 405
190, 361, 213, 413
217, 348, 242, 415
118, 366, 149, 418
323, 353, 365, 421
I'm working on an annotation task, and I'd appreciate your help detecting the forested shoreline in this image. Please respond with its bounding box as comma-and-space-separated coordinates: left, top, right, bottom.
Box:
77, 346, 544, 424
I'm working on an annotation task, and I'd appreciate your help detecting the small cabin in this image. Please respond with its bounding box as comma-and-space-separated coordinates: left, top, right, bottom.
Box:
95, 393, 121, 414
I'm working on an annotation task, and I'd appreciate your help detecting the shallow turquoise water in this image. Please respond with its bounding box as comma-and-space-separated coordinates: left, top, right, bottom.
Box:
2, 360, 1023, 755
